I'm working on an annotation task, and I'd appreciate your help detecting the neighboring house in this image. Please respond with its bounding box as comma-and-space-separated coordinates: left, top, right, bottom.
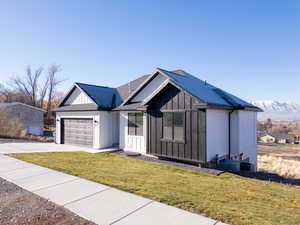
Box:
0, 102, 46, 136
259, 132, 295, 144
53, 68, 261, 170
272, 133, 295, 144
259, 134, 276, 143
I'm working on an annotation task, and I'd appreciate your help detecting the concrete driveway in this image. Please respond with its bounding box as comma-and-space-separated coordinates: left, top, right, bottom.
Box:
0, 141, 92, 154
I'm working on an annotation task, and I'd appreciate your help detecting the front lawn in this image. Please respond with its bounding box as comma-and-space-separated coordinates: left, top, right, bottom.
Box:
10, 152, 300, 225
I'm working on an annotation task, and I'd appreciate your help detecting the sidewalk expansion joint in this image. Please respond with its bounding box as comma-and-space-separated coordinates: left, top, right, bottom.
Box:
109, 200, 155, 225
63, 187, 112, 206
0, 165, 35, 173
32, 178, 80, 192
11, 170, 54, 182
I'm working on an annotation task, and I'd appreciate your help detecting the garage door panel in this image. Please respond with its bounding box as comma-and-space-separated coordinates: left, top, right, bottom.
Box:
62, 118, 93, 147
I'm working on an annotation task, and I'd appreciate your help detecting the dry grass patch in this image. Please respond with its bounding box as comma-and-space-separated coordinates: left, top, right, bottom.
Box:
259, 155, 300, 179
10, 152, 300, 225
258, 144, 300, 179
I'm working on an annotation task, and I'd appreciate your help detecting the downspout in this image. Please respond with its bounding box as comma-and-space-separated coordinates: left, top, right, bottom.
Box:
228, 110, 234, 159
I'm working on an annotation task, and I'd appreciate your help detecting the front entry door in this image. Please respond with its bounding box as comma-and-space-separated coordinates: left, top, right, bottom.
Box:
125, 112, 146, 153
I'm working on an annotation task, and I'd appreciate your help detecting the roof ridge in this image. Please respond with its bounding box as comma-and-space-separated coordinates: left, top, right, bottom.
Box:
75, 82, 114, 89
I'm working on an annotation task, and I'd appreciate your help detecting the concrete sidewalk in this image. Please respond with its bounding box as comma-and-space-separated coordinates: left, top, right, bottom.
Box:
0, 154, 227, 225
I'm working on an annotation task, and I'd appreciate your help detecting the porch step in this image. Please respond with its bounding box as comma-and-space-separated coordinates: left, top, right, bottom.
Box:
84, 146, 120, 154
118, 151, 141, 157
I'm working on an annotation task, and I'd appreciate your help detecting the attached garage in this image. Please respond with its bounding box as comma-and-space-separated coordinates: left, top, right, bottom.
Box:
53, 82, 121, 149
61, 118, 93, 147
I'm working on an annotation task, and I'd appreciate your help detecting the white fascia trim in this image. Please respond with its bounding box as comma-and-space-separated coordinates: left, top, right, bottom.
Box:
119, 68, 171, 108
58, 83, 97, 107
141, 79, 171, 106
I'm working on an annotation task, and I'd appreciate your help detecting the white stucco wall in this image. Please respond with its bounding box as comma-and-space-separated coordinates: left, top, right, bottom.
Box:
132, 74, 167, 102
238, 111, 257, 170
206, 109, 229, 162
99, 111, 120, 148
230, 110, 257, 170
64, 88, 93, 105
206, 109, 257, 170
111, 111, 120, 145
119, 111, 147, 153
119, 111, 127, 150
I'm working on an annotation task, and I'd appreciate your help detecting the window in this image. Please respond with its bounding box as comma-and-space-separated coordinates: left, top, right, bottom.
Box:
173, 112, 184, 140
128, 113, 136, 135
128, 113, 143, 136
163, 112, 184, 141
163, 112, 172, 139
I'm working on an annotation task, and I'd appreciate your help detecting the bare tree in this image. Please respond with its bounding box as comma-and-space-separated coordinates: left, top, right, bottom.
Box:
6, 65, 65, 116
0, 83, 26, 103
51, 91, 65, 108
39, 76, 50, 108
10, 66, 43, 106
0, 83, 8, 102
46, 65, 64, 113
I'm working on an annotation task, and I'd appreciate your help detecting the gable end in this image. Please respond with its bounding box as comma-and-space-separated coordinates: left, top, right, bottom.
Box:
60, 86, 95, 106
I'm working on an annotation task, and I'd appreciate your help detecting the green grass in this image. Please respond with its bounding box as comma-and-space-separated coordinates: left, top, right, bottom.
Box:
10, 152, 300, 225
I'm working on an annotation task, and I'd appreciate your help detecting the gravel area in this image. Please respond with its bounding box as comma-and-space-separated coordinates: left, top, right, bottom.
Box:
115, 151, 224, 176
0, 177, 96, 225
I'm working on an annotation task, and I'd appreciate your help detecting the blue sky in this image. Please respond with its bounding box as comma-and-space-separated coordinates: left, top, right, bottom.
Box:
0, 0, 299, 102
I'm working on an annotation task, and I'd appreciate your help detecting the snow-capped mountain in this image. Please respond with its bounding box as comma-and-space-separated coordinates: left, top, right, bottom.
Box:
250, 100, 300, 121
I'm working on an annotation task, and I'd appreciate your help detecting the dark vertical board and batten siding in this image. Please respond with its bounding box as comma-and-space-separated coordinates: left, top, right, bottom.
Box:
147, 84, 206, 163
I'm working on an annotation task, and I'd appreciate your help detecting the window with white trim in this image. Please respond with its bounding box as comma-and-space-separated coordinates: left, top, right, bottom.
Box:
128, 113, 143, 136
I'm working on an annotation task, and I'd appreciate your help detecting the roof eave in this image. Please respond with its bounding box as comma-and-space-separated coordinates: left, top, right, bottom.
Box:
243, 107, 263, 112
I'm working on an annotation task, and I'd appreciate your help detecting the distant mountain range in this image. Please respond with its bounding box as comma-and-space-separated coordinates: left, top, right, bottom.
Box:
250, 100, 300, 121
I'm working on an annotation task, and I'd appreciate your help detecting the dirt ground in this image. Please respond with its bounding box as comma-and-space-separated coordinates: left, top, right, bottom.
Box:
0, 177, 96, 225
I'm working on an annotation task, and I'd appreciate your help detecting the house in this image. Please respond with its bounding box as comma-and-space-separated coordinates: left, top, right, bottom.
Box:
272, 133, 295, 144
259, 133, 276, 143
0, 102, 46, 136
259, 132, 295, 144
53, 68, 261, 170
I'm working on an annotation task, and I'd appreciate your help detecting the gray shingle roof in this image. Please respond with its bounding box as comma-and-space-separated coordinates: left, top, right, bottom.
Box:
116, 75, 150, 101
270, 133, 295, 140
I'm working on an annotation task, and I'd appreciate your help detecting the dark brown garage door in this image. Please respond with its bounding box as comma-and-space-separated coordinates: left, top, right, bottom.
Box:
61, 118, 93, 147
